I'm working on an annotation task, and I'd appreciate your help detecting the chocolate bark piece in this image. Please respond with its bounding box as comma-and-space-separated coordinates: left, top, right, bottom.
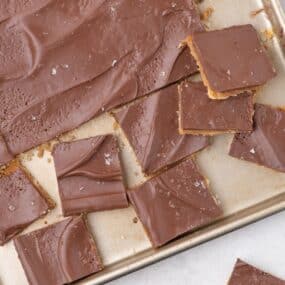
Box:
178, 81, 254, 135
0, 0, 203, 159
128, 159, 222, 247
186, 24, 276, 99
14, 216, 103, 285
113, 84, 209, 175
229, 104, 285, 173
228, 259, 285, 285
0, 165, 52, 245
52, 136, 128, 216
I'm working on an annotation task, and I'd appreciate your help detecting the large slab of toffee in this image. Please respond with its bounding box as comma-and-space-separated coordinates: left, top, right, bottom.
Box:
113, 84, 209, 175
0, 0, 203, 161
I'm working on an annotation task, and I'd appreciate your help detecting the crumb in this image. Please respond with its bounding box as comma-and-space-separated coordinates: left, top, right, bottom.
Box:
261, 29, 275, 41
133, 217, 138, 223
37, 147, 45, 158
47, 158, 52, 163
200, 7, 214, 21
44, 220, 48, 225
250, 8, 264, 17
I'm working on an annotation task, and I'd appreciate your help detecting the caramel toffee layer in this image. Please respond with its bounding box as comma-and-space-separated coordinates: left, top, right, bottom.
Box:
14, 216, 103, 285
113, 84, 209, 175
0, 0, 203, 161
188, 24, 276, 98
52, 135, 127, 216
0, 167, 51, 245
179, 81, 254, 135
228, 259, 285, 285
128, 159, 222, 247
229, 104, 285, 173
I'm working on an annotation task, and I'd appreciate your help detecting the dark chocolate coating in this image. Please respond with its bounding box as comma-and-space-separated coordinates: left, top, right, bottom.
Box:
114, 84, 210, 175
14, 216, 103, 285
128, 159, 222, 247
229, 104, 285, 172
191, 24, 276, 92
52, 136, 127, 216
228, 259, 285, 285
179, 81, 254, 133
0, 168, 50, 245
0, 0, 203, 160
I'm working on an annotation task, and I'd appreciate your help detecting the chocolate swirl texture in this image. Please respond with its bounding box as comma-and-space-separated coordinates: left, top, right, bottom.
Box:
128, 159, 222, 247
0, 167, 50, 245
113, 83, 210, 175
52, 135, 127, 216
0, 0, 203, 161
228, 259, 285, 285
14, 216, 103, 285
229, 104, 285, 173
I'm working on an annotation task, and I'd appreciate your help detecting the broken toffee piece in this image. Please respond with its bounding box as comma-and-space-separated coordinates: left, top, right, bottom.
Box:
0, 165, 52, 245
128, 159, 222, 247
186, 24, 276, 99
52, 135, 128, 216
113, 84, 209, 175
178, 81, 254, 135
0, 0, 203, 159
229, 104, 285, 173
228, 259, 285, 285
14, 216, 103, 285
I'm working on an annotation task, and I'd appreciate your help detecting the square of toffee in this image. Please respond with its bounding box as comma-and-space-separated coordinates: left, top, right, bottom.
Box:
0, 166, 52, 245
52, 135, 128, 216
227, 259, 285, 285
187, 24, 276, 99
178, 81, 254, 135
128, 159, 222, 247
113, 84, 209, 175
14, 216, 103, 285
229, 104, 285, 173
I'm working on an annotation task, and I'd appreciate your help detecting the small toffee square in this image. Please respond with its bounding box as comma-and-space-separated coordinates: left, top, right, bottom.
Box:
14, 216, 103, 285
186, 24, 276, 99
52, 135, 128, 216
228, 259, 285, 285
128, 159, 222, 247
113, 84, 210, 175
178, 81, 254, 135
0, 164, 52, 245
229, 104, 285, 173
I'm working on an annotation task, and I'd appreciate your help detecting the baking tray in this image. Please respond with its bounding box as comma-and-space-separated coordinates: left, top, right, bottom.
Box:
0, 0, 285, 284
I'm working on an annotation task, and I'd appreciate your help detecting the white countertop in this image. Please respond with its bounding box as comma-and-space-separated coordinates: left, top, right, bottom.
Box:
109, 1, 285, 284
109, 211, 285, 285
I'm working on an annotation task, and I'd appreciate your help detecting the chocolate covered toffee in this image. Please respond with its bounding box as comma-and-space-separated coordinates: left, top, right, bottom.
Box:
178, 81, 254, 135
128, 159, 222, 247
186, 25, 276, 99
0, 165, 53, 245
113, 84, 209, 175
52, 135, 127, 216
227, 259, 285, 285
230, 104, 285, 173
0, 0, 203, 161
14, 216, 103, 285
